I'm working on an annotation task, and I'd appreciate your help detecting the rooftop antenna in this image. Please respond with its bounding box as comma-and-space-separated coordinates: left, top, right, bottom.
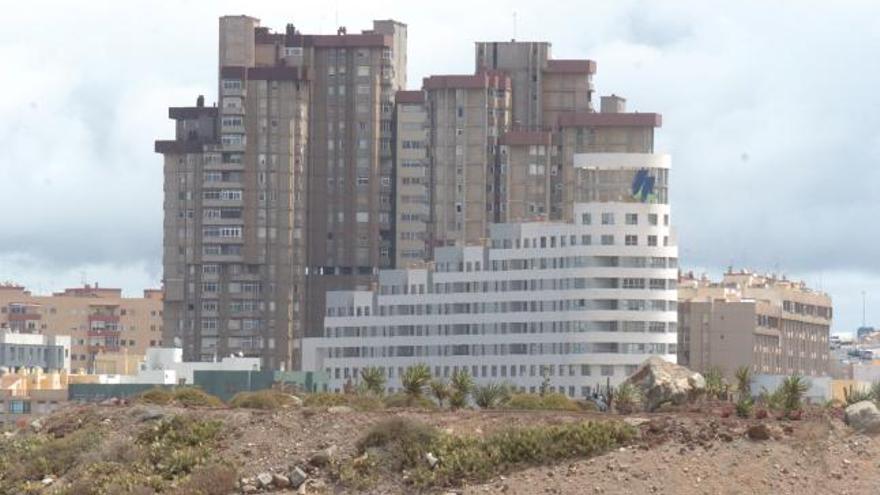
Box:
512, 11, 517, 41
863, 290, 867, 327
334, 0, 339, 31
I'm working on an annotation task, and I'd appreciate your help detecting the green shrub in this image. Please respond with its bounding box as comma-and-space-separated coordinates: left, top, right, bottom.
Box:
383, 392, 437, 409
138, 387, 174, 405
449, 369, 474, 409
734, 366, 753, 399
735, 397, 753, 418
473, 383, 509, 409
430, 380, 450, 407
779, 376, 808, 413
172, 387, 224, 408
359, 367, 387, 396
0, 426, 102, 486
614, 384, 641, 414
504, 393, 579, 411
173, 462, 238, 495
359, 418, 635, 487
230, 390, 299, 410
137, 415, 223, 479
401, 364, 432, 400
704, 367, 728, 400
357, 418, 440, 469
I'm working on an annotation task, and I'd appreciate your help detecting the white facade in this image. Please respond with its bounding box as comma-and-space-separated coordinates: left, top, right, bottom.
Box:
95, 347, 262, 385
302, 153, 677, 398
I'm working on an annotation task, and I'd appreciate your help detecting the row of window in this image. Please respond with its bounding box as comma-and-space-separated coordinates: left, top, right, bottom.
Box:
324, 320, 677, 338
581, 212, 669, 227
433, 255, 678, 274
367, 298, 678, 317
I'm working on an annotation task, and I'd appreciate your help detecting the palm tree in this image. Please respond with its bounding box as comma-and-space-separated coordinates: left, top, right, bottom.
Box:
401, 364, 432, 401
430, 380, 450, 407
359, 367, 386, 396
780, 375, 809, 414
449, 369, 474, 409
734, 366, 753, 400
704, 366, 726, 400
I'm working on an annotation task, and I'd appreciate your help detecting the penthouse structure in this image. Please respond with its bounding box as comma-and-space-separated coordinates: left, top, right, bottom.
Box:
678, 270, 833, 379
303, 150, 678, 396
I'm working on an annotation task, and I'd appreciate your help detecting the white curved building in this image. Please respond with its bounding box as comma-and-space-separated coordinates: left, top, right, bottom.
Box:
302, 151, 678, 397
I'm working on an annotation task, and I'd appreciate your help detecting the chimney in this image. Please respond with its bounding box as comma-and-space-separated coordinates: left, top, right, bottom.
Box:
600, 94, 626, 114
196, 95, 205, 108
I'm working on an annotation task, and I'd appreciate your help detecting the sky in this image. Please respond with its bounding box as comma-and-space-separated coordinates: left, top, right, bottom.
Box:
1, 0, 879, 334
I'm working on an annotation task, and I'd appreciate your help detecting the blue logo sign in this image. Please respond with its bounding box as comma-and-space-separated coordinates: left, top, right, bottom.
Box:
631, 168, 656, 203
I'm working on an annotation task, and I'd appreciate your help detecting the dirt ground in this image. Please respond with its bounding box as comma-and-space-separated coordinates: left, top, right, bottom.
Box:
24, 403, 880, 495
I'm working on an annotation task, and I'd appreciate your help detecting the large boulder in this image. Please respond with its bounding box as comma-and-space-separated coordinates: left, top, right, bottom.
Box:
621, 357, 705, 412
845, 400, 880, 434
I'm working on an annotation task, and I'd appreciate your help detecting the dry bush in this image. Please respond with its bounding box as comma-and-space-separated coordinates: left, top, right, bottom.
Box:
173, 463, 238, 495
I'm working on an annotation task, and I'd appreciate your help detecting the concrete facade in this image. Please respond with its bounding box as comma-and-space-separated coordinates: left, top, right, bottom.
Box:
0, 331, 70, 371
678, 270, 833, 380
0, 285, 162, 373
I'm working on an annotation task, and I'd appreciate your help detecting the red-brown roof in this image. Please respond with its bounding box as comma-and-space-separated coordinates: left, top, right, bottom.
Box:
545, 59, 597, 75
558, 112, 662, 128
423, 71, 510, 90
396, 90, 425, 104
499, 130, 552, 146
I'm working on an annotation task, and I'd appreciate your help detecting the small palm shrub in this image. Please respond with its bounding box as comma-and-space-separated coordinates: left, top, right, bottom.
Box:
735, 397, 753, 418
430, 380, 450, 407
473, 383, 509, 409
704, 367, 727, 400
780, 375, 809, 414
843, 384, 873, 406
360, 367, 386, 396
734, 366, 753, 400
401, 364, 432, 400
449, 369, 474, 409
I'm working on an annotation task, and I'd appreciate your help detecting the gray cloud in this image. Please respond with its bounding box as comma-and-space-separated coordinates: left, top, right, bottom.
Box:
1, 0, 877, 334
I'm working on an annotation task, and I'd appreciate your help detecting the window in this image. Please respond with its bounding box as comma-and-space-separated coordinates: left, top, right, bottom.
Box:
647, 235, 658, 246
357, 65, 370, 77
601, 365, 614, 377
222, 79, 242, 90
581, 213, 592, 225
601, 212, 614, 225
625, 213, 638, 225
625, 235, 638, 246
600, 235, 614, 246
648, 213, 658, 226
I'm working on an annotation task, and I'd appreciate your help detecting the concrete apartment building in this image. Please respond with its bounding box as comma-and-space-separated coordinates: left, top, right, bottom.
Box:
303, 148, 678, 396
394, 90, 430, 267
157, 16, 406, 368
678, 270, 833, 379
0, 284, 162, 372
0, 332, 70, 371
422, 72, 511, 249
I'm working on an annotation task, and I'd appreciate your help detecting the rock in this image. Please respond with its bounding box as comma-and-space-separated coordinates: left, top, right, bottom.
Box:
137, 408, 165, 422
256, 472, 274, 488
41, 476, 54, 486
426, 452, 439, 468
289, 467, 308, 488
309, 445, 338, 467
241, 483, 258, 493
328, 405, 353, 414
624, 417, 650, 427
29, 419, 43, 432
845, 401, 880, 434
621, 357, 705, 412
287, 395, 304, 407
273, 473, 291, 488
747, 424, 771, 441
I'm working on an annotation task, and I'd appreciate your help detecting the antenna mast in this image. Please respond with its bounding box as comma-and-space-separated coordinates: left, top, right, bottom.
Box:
512, 11, 517, 40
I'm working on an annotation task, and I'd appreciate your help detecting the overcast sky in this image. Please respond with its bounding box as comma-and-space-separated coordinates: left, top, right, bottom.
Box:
1, 0, 878, 334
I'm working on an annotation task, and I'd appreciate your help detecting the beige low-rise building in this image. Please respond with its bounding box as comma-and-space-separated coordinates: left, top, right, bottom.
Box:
0, 284, 163, 373
678, 270, 832, 379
